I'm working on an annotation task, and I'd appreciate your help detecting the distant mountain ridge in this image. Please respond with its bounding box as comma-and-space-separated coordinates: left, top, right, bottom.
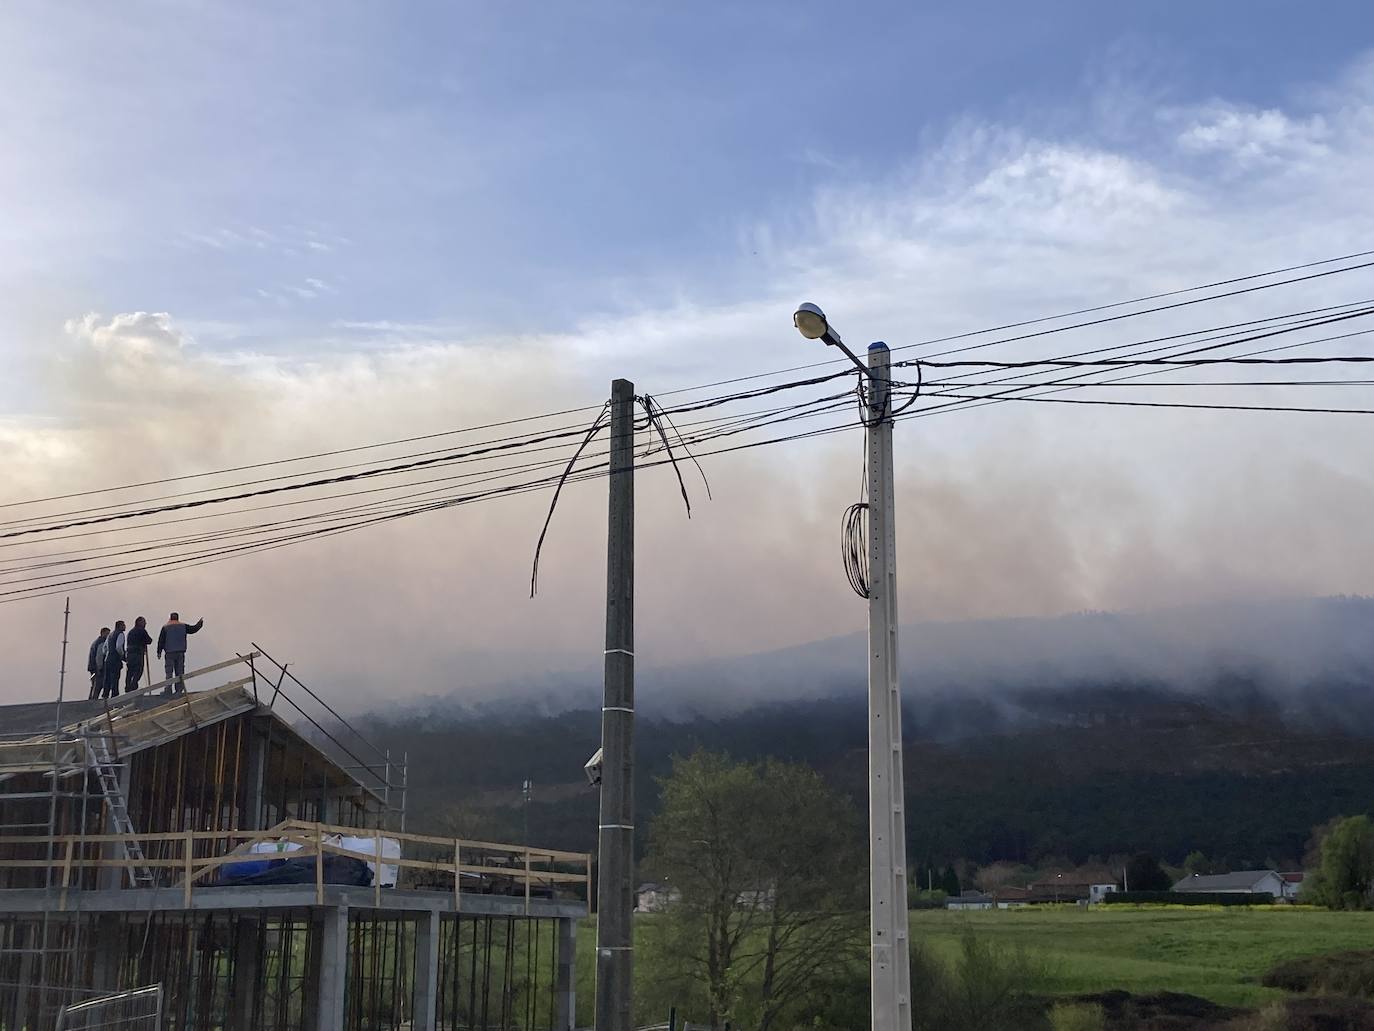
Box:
388, 595, 1374, 727
369, 596, 1374, 869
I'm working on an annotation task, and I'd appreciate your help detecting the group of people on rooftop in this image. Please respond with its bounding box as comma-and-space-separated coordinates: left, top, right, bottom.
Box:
86, 612, 205, 700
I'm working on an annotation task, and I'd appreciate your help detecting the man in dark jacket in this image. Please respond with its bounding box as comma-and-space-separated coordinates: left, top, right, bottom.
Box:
86, 627, 109, 700
101, 620, 126, 700
156, 612, 204, 695
124, 616, 154, 693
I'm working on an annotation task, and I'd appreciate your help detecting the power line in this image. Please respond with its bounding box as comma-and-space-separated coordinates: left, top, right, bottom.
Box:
11, 249, 1373, 518
0, 401, 610, 511
923, 391, 1374, 416
916, 355, 1374, 369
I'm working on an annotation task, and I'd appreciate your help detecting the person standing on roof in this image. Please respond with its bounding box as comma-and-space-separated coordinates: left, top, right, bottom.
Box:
157, 612, 204, 696
101, 620, 126, 700
124, 616, 153, 693
86, 627, 109, 700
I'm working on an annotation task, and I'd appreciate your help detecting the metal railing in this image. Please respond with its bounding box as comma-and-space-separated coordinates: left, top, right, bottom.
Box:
0, 819, 592, 912
56, 985, 162, 1030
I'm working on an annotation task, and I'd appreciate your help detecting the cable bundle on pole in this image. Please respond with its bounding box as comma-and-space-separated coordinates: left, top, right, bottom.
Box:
842, 502, 870, 599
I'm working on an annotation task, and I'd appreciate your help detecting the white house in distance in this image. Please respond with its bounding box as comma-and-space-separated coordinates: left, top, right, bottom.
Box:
946, 890, 995, 911
1171, 870, 1290, 900
635, 882, 680, 912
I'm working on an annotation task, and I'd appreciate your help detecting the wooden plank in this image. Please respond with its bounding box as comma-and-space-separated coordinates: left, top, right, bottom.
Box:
374, 827, 382, 908
107, 653, 259, 709
277, 818, 591, 863
183, 830, 193, 907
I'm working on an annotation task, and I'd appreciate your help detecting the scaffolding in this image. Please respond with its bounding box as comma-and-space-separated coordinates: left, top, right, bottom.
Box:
0, 643, 589, 1031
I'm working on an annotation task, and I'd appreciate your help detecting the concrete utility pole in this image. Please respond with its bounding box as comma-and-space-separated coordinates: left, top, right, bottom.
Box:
595, 377, 636, 1031
793, 305, 911, 1031
864, 342, 912, 1031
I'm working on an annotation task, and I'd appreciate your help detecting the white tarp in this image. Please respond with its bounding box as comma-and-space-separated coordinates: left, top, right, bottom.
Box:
335, 835, 401, 887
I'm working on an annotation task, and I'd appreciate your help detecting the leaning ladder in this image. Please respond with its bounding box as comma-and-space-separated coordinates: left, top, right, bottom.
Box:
88, 735, 156, 888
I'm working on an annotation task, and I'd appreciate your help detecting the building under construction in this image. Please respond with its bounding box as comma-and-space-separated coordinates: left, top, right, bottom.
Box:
0, 648, 589, 1030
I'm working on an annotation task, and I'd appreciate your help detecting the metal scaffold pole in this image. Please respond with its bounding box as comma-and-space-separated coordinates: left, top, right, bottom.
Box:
594, 377, 635, 1031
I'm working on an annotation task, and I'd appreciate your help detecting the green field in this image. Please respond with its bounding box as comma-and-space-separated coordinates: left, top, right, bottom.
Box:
575, 906, 1374, 1022
911, 905, 1374, 1007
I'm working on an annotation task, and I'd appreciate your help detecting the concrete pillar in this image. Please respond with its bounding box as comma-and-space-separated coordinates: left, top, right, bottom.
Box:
412, 911, 440, 1031
314, 906, 349, 1031
555, 917, 577, 1031
245, 718, 268, 830
230, 917, 260, 1031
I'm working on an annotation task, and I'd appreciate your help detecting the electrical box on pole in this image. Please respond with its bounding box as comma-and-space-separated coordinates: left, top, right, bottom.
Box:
595, 378, 635, 1031
866, 343, 912, 1031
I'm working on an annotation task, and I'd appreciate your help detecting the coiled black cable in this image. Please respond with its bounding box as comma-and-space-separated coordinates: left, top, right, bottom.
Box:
842, 502, 870, 599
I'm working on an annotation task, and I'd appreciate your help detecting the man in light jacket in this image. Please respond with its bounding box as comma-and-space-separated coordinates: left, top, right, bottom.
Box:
101, 620, 126, 700
156, 612, 204, 696
86, 627, 109, 700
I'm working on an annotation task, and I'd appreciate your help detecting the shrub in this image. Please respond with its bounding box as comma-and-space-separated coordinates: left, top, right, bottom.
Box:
1262, 949, 1374, 997
911, 933, 1053, 1031
1100, 891, 1274, 905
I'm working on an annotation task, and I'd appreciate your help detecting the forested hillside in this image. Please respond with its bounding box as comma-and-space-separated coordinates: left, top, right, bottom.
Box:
371, 681, 1374, 868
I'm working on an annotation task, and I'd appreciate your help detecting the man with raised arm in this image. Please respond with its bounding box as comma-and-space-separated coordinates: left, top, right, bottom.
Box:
156, 612, 204, 696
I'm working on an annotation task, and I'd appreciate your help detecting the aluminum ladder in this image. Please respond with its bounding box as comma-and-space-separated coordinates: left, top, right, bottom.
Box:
88, 734, 155, 888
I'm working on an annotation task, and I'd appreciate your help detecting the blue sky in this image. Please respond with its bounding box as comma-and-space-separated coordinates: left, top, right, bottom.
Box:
6, 1, 1372, 357
5, 3, 1374, 703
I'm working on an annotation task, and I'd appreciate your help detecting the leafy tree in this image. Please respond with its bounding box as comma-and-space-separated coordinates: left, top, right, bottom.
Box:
941, 865, 961, 897
1183, 850, 1221, 876
911, 933, 1054, 1031
1123, 853, 1171, 892
1305, 815, 1374, 909
645, 751, 865, 1031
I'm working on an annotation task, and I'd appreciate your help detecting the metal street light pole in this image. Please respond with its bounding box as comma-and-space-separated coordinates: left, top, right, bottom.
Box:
794, 304, 912, 1031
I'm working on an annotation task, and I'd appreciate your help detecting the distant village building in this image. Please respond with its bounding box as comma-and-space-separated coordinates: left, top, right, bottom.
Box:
1171, 870, 1287, 899
636, 882, 680, 912
1279, 872, 1305, 900
946, 890, 995, 911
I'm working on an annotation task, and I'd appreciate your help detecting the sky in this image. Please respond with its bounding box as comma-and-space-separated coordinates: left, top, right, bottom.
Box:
3, 2, 1374, 709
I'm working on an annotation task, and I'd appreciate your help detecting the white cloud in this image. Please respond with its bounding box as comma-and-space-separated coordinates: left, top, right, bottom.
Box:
7, 54, 1374, 708
1177, 105, 1329, 165
64, 311, 188, 360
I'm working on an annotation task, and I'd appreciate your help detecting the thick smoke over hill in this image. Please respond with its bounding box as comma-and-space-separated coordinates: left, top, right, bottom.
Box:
374, 595, 1374, 866
392, 595, 1374, 733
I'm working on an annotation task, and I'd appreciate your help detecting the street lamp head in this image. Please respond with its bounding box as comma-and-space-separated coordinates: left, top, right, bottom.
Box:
793, 302, 830, 341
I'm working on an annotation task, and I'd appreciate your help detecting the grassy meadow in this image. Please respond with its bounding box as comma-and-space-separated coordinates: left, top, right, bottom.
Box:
576, 905, 1374, 1023
913, 905, 1374, 1007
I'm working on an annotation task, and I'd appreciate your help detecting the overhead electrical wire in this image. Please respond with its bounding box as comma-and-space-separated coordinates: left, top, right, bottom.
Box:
8, 247, 1374, 521
5, 249, 1374, 599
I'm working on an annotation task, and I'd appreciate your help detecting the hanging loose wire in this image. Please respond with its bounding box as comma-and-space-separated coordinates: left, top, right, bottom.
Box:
643, 394, 712, 501
637, 395, 695, 518
528, 404, 610, 597
890, 358, 923, 416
